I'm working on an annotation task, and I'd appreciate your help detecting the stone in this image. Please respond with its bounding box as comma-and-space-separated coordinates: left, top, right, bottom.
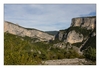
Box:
42, 58, 88, 65
53, 43, 66, 49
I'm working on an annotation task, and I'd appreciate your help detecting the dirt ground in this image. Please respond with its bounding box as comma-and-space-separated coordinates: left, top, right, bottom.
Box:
42, 58, 96, 65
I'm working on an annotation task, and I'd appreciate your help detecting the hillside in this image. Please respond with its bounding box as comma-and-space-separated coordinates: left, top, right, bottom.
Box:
55, 16, 96, 50
54, 16, 96, 61
4, 33, 83, 65
4, 21, 54, 41
4, 16, 96, 65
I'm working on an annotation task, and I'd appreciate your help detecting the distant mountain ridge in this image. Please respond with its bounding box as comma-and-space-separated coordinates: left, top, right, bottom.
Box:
45, 31, 58, 36
4, 21, 54, 41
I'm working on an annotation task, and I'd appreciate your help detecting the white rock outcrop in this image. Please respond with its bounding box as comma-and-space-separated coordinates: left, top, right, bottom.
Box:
55, 16, 96, 44
66, 30, 83, 44
71, 17, 96, 30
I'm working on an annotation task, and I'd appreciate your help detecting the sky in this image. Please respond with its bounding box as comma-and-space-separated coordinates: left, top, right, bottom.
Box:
4, 4, 96, 31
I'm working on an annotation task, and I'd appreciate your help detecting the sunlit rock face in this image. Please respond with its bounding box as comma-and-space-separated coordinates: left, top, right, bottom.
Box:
71, 16, 96, 30
66, 30, 83, 44
54, 16, 96, 54
4, 21, 54, 41
55, 16, 96, 43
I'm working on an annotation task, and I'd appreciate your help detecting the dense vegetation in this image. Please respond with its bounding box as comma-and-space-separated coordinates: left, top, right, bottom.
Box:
5, 16, 96, 65
59, 27, 96, 62
80, 27, 96, 61
4, 26, 96, 65
4, 33, 82, 65
83, 36, 96, 61
83, 47, 96, 62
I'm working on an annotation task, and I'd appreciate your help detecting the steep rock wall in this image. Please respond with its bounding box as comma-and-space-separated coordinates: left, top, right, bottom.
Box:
55, 16, 96, 44
71, 16, 96, 30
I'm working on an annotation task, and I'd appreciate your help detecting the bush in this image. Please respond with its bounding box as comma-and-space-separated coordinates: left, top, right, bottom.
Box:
57, 53, 64, 59
63, 49, 80, 59
83, 47, 96, 61
39, 54, 47, 60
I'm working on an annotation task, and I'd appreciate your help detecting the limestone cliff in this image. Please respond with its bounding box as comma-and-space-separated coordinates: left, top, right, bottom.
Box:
55, 16, 96, 53
4, 21, 54, 41
66, 30, 83, 44
71, 16, 96, 30
55, 16, 96, 43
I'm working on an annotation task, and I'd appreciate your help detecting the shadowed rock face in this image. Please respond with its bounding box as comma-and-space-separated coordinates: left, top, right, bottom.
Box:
55, 31, 67, 41
4, 21, 54, 41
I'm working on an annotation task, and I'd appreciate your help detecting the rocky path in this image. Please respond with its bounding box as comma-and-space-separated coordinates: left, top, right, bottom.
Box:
42, 58, 88, 65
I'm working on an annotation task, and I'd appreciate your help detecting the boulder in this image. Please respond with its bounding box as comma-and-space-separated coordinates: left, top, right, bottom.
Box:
65, 30, 83, 44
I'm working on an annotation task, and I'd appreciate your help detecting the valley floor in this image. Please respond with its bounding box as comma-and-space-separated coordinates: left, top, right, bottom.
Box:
42, 58, 96, 65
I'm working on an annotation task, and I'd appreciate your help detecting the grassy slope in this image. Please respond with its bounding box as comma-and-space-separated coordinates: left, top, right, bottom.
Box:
4, 33, 81, 65
4, 28, 96, 65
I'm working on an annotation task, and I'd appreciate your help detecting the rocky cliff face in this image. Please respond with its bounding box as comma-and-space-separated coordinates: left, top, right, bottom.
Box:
55, 16, 96, 53
66, 30, 83, 44
55, 16, 96, 43
4, 21, 54, 41
71, 16, 96, 30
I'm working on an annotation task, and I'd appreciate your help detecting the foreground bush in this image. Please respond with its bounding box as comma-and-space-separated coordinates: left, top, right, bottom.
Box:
83, 47, 96, 61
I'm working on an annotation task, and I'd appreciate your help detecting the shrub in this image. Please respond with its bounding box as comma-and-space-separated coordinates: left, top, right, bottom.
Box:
39, 54, 47, 60
57, 53, 64, 59
83, 47, 96, 61
63, 49, 80, 59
